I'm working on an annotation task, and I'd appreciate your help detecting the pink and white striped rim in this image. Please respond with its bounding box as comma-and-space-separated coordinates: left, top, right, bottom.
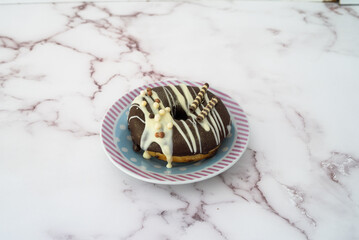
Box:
101, 81, 250, 184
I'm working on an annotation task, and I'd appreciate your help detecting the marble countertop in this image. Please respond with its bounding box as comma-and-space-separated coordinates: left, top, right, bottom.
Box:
1, 1, 359, 239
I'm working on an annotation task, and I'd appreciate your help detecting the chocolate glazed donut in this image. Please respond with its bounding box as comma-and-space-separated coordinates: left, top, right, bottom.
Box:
127, 83, 231, 168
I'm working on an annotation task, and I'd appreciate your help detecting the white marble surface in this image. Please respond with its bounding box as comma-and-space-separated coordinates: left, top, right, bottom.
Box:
1, 1, 359, 239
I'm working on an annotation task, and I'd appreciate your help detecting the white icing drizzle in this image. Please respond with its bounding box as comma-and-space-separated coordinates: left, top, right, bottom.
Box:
178, 84, 220, 149
169, 85, 188, 113
128, 116, 145, 124
178, 84, 211, 131
193, 99, 219, 144
179, 84, 193, 108
163, 86, 176, 115
204, 94, 226, 137
210, 110, 221, 136
162, 86, 172, 109
189, 118, 202, 153
172, 121, 193, 153
143, 151, 151, 159
188, 85, 219, 144
213, 107, 226, 136
188, 86, 213, 132
132, 90, 174, 168
189, 86, 197, 99
129, 103, 139, 110
130, 83, 227, 168
207, 116, 220, 145
202, 94, 221, 144
181, 120, 197, 153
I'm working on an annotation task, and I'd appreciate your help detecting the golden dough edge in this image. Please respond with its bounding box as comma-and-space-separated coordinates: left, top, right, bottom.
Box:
147, 145, 220, 163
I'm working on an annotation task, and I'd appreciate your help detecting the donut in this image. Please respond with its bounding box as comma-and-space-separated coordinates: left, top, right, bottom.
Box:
127, 83, 231, 168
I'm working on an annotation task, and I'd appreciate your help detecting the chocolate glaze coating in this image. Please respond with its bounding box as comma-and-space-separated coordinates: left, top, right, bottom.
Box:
127, 85, 231, 156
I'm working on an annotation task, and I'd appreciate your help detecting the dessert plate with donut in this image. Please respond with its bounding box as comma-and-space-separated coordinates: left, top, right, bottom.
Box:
101, 80, 249, 184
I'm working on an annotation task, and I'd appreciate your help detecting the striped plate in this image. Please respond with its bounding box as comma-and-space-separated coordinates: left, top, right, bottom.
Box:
101, 80, 250, 184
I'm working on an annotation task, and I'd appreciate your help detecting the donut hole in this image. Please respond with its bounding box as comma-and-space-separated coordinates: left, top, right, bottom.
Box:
173, 108, 188, 121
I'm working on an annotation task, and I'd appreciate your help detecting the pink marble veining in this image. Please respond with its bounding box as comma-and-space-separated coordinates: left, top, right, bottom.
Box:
0, 1, 359, 240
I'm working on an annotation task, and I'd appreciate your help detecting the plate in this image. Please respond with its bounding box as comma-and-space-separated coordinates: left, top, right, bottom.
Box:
101, 80, 250, 184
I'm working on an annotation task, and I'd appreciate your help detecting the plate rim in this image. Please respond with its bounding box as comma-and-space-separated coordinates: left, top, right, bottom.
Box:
100, 80, 250, 185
